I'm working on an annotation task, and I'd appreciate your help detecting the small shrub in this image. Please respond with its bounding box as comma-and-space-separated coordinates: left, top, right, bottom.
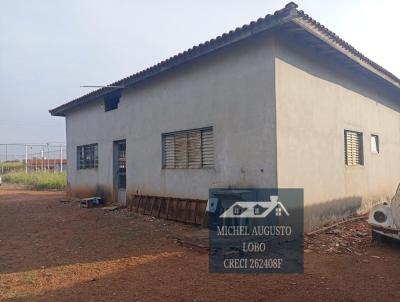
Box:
0, 161, 24, 173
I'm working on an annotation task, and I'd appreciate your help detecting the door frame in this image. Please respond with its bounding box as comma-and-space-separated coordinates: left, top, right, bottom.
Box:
113, 139, 126, 204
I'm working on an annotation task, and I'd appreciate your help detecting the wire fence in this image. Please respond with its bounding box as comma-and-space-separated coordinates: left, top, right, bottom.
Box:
0, 143, 67, 174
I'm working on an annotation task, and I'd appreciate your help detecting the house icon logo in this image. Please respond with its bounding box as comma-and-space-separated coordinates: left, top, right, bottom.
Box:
219, 195, 289, 218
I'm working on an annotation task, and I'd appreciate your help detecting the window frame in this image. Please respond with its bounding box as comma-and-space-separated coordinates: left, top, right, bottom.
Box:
116, 140, 126, 189
77, 143, 99, 170
344, 129, 364, 166
161, 126, 214, 169
104, 97, 120, 111
103, 90, 122, 112
370, 134, 380, 154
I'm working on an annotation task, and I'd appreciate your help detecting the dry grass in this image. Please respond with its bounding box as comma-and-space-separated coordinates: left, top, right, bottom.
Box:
1, 171, 66, 190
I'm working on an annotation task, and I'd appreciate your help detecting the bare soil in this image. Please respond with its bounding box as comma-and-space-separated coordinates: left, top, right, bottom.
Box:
0, 186, 399, 302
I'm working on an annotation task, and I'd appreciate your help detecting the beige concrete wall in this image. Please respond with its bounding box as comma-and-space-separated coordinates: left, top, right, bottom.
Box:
65, 30, 399, 229
275, 35, 400, 230
65, 33, 278, 202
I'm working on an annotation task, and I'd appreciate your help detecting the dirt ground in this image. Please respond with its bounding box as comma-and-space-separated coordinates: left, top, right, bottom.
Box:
0, 186, 399, 302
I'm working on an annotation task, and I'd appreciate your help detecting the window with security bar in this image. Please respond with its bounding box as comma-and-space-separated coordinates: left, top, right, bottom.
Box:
77, 144, 98, 169
162, 127, 214, 169
344, 130, 364, 166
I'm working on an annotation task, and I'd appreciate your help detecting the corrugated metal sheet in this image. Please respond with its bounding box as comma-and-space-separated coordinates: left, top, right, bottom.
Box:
128, 195, 208, 226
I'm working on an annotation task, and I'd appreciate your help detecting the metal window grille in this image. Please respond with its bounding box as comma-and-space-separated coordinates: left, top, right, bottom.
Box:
344, 130, 364, 166
77, 144, 98, 169
162, 127, 214, 169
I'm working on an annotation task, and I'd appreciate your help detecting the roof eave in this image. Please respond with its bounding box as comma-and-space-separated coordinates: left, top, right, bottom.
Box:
49, 2, 400, 117
291, 17, 400, 90
49, 3, 300, 117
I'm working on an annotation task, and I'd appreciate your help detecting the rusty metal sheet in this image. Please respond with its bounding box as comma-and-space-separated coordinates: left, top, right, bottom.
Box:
129, 195, 206, 225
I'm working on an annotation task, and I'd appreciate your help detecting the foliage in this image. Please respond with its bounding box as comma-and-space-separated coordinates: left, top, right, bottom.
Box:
0, 161, 24, 173
1, 171, 66, 190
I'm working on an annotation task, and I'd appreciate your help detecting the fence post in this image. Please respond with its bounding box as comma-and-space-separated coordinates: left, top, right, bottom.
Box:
60, 145, 63, 172
47, 143, 50, 171
25, 145, 28, 174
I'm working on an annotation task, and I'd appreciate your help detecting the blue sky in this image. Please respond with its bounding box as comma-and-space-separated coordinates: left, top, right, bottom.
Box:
0, 0, 399, 158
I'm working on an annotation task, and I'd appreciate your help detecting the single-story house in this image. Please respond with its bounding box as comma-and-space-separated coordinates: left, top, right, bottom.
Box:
50, 2, 400, 230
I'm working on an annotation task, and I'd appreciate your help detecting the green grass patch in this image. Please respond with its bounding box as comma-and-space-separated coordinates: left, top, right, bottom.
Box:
1, 171, 66, 190
0, 161, 24, 173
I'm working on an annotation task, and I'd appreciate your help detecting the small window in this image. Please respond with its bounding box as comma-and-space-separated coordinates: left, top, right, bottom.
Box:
162, 127, 214, 169
104, 97, 119, 111
370, 135, 379, 154
344, 130, 364, 166
77, 144, 98, 169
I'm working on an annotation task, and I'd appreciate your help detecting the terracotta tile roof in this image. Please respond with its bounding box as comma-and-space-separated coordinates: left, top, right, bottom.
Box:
50, 2, 399, 116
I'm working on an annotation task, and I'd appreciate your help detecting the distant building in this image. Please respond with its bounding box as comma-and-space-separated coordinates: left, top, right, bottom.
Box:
24, 159, 67, 172
50, 3, 400, 230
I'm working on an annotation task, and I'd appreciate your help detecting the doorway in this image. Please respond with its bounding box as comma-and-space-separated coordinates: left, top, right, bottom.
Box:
114, 140, 126, 205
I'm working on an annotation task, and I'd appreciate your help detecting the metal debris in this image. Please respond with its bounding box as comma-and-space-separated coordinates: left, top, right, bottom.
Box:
306, 217, 371, 255
102, 206, 119, 211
